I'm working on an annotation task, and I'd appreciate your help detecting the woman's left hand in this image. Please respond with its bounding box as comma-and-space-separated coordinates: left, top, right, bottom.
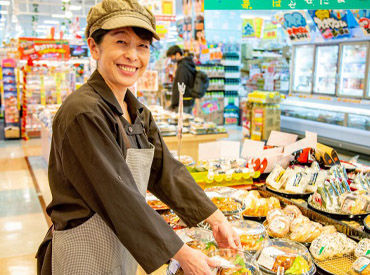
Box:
205, 210, 241, 250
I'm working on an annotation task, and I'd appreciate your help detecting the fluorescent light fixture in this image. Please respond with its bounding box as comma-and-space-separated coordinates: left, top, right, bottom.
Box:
0, 10, 8, 14
52, 14, 65, 18
65, 11, 73, 18
70, 5, 81, 11
240, 14, 272, 20
0, 1, 10, 6
44, 20, 59, 24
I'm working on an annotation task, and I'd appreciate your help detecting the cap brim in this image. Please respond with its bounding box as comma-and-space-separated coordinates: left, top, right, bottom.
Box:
102, 16, 160, 41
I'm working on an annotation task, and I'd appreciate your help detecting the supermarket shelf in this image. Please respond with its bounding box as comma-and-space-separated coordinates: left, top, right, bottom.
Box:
224, 72, 240, 78
221, 60, 241, 66
281, 116, 370, 155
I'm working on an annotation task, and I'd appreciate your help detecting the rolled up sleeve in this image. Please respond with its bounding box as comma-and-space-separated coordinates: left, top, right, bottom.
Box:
60, 112, 183, 273
147, 113, 217, 227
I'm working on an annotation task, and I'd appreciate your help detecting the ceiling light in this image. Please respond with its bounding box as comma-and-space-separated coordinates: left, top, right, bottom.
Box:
44, 20, 59, 24
0, 10, 8, 14
65, 11, 73, 18
52, 14, 65, 18
0, 1, 10, 6
70, 5, 81, 11
240, 14, 272, 20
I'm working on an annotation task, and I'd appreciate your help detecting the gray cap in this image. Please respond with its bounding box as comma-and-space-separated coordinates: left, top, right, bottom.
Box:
85, 0, 160, 40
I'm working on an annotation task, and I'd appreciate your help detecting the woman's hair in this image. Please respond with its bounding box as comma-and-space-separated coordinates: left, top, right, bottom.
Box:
91, 27, 154, 45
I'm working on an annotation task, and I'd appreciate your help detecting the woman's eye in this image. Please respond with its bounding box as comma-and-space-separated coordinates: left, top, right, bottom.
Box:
140, 44, 149, 49
117, 40, 126, 44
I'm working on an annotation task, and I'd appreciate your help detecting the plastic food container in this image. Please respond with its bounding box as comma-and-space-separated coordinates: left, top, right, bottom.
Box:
206, 193, 245, 216
231, 220, 268, 253
255, 239, 316, 275
167, 249, 261, 275
175, 227, 215, 245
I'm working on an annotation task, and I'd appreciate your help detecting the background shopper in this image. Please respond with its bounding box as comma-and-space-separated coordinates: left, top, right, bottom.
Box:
166, 45, 196, 114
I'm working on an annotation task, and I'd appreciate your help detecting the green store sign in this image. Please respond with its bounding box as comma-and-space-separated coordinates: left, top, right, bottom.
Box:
204, 0, 370, 10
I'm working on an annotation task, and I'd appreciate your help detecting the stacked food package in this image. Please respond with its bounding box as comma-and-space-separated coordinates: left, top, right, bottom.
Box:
149, 105, 226, 136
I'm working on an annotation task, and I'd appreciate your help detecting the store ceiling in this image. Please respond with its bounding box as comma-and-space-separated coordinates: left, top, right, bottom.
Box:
0, 0, 98, 39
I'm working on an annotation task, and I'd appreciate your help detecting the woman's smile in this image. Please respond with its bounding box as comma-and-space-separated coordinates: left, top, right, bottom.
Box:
117, 64, 139, 76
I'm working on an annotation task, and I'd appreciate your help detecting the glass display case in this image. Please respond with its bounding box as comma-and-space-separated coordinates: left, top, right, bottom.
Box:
313, 45, 339, 95
281, 96, 370, 154
338, 42, 369, 97
292, 45, 314, 93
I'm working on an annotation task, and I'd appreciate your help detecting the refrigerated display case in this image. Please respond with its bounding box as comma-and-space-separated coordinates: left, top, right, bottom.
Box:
313, 45, 339, 95
338, 42, 369, 98
291, 41, 370, 99
281, 96, 370, 155
292, 45, 314, 93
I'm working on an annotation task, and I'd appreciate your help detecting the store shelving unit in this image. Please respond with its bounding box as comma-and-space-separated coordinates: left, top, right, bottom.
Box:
222, 52, 241, 125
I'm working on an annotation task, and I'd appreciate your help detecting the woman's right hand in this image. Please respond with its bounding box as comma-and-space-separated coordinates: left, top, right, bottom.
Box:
173, 244, 218, 275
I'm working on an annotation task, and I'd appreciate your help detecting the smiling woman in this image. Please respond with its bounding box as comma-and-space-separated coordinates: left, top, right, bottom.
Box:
36, 0, 239, 275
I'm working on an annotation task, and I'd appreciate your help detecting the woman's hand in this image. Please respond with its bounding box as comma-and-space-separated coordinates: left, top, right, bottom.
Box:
173, 244, 218, 275
205, 210, 241, 249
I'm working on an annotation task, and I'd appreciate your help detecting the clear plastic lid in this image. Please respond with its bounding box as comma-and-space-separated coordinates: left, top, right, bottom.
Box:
167, 249, 261, 275
231, 220, 268, 252
175, 228, 215, 244
255, 239, 315, 275
205, 192, 245, 216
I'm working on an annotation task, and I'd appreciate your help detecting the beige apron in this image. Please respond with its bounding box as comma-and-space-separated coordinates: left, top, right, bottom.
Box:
52, 118, 155, 275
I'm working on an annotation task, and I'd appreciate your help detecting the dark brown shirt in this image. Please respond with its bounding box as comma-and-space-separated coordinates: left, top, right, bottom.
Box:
36, 70, 217, 274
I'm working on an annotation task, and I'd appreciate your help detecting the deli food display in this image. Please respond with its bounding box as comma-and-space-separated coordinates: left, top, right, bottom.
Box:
264, 205, 337, 244
168, 228, 261, 275
256, 239, 315, 274
241, 190, 281, 219
266, 162, 327, 197
149, 105, 227, 136
309, 165, 370, 217
231, 220, 268, 252
188, 159, 260, 187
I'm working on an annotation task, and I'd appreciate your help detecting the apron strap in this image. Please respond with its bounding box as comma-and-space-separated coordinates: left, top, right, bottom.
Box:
114, 114, 131, 149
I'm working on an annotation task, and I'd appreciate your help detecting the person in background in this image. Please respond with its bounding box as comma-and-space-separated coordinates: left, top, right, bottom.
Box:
166, 45, 196, 114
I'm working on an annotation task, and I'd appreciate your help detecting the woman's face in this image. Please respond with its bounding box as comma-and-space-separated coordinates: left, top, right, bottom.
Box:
88, 27, 150, 90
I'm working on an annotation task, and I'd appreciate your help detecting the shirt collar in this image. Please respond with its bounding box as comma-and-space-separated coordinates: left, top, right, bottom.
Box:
87, 70, 145, 117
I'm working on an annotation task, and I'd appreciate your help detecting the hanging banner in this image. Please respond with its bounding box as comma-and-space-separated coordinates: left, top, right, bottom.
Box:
205, 0, 370, 10
263, 22, 278, 39
156, 22, 170, 39
18, 38, 70, 61
282, 11, 311, 41
254, 18, 264, 38
352, 9, 370, 36
242, 18, 256, 38
308, 10, 351, 40
242, 18, 264, 39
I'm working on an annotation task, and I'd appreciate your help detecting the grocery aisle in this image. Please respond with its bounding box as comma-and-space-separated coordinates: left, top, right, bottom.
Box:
0, 139, 48, 275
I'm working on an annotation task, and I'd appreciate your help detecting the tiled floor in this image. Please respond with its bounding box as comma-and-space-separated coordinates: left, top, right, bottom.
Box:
0, 139, 48, 275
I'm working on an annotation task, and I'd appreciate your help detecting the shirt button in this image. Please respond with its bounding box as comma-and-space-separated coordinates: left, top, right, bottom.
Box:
128, 126, 133, 133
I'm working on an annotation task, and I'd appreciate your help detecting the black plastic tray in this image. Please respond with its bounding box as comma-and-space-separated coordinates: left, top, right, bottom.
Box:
242, 215, 266, 222
307, 196, 369, 221
266, 186, 313, 199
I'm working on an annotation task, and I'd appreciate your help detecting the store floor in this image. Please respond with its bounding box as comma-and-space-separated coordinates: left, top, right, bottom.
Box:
0, 128, 368, 274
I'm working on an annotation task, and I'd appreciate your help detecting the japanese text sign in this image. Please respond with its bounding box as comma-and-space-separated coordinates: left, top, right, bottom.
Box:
205, 0, 370, 10
282, 11, 311, 41
308, 10, 351, 39
18, 38, 70, 61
